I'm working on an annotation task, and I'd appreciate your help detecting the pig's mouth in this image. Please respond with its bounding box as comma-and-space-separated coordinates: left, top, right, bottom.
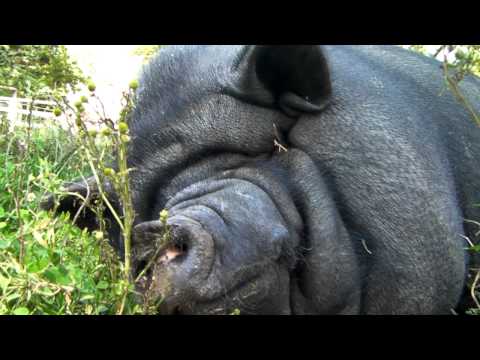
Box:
132, 216, 216, 303
135, 243, 186, 295
132, 214, 276, 315
131, 177, 297, 315
137, 254, 277, 315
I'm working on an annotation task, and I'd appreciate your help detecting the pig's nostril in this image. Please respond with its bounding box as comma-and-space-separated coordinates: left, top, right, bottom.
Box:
174, 241, 188, 254
159, 243, 187, 264
158, 229, 190, 263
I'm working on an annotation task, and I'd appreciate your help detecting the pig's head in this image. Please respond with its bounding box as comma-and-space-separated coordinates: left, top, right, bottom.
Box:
42, 46, 332, 314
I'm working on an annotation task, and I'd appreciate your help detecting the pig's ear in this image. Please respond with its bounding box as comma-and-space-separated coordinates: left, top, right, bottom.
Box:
40, 177, 104, 232
229, 45, 332, 117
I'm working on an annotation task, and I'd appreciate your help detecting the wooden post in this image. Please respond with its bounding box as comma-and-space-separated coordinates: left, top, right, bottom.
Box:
0, 86, 18, 132
8, 88, 18, 131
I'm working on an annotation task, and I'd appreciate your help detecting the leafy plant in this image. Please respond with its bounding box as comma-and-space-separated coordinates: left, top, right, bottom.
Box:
0, 45, 85, 98
0, 118, 128, 314
0, 82, 146, 314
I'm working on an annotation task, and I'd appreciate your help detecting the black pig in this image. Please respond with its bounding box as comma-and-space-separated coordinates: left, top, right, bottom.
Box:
43, 46, 480, 314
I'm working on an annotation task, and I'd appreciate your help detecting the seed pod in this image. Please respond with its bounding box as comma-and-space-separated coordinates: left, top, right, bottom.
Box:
87, 81, 96, 92
101, 128, 112, 137
103, 168, 115, 177
118, 122, 129, 134
159, 209, 169, 223
129, 79, 139, 90
26, 193, 36, 202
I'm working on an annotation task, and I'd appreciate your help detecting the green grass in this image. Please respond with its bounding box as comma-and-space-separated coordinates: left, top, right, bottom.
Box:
0, 111, 143, 315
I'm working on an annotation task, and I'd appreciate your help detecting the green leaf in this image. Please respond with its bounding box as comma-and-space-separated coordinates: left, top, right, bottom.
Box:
49, 250, 61, 266
0, 221, 7, 229
470, 244, 480, 253
6, 293, 21, 302
96, 280, 109, 290
37, 288, 56, 297
26, 255, 50, 273
67, 265, 83, 284
80, 294, 95, 302
13, 307, 30, 315
44, 265, 71, 286
97, 305, 109, 314
0, 238, 11, 250
0, 274, 10, 292
19, 209, 30, 221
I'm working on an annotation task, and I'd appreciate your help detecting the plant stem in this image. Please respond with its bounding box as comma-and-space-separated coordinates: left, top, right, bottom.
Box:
443, 55, 480, 127
115, 91, 135, 314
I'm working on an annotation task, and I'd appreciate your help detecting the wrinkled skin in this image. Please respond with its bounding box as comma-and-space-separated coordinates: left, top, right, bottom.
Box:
43, 46, 480, 314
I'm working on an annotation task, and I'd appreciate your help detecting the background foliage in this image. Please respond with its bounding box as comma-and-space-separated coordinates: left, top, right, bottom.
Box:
409, 45, 480, 75
131, 45, 162, 63
407, 45, 480, 130
0, 45, 85, 98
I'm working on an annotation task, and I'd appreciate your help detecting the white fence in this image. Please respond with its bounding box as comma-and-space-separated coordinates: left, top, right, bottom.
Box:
0, 86, 62, 130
